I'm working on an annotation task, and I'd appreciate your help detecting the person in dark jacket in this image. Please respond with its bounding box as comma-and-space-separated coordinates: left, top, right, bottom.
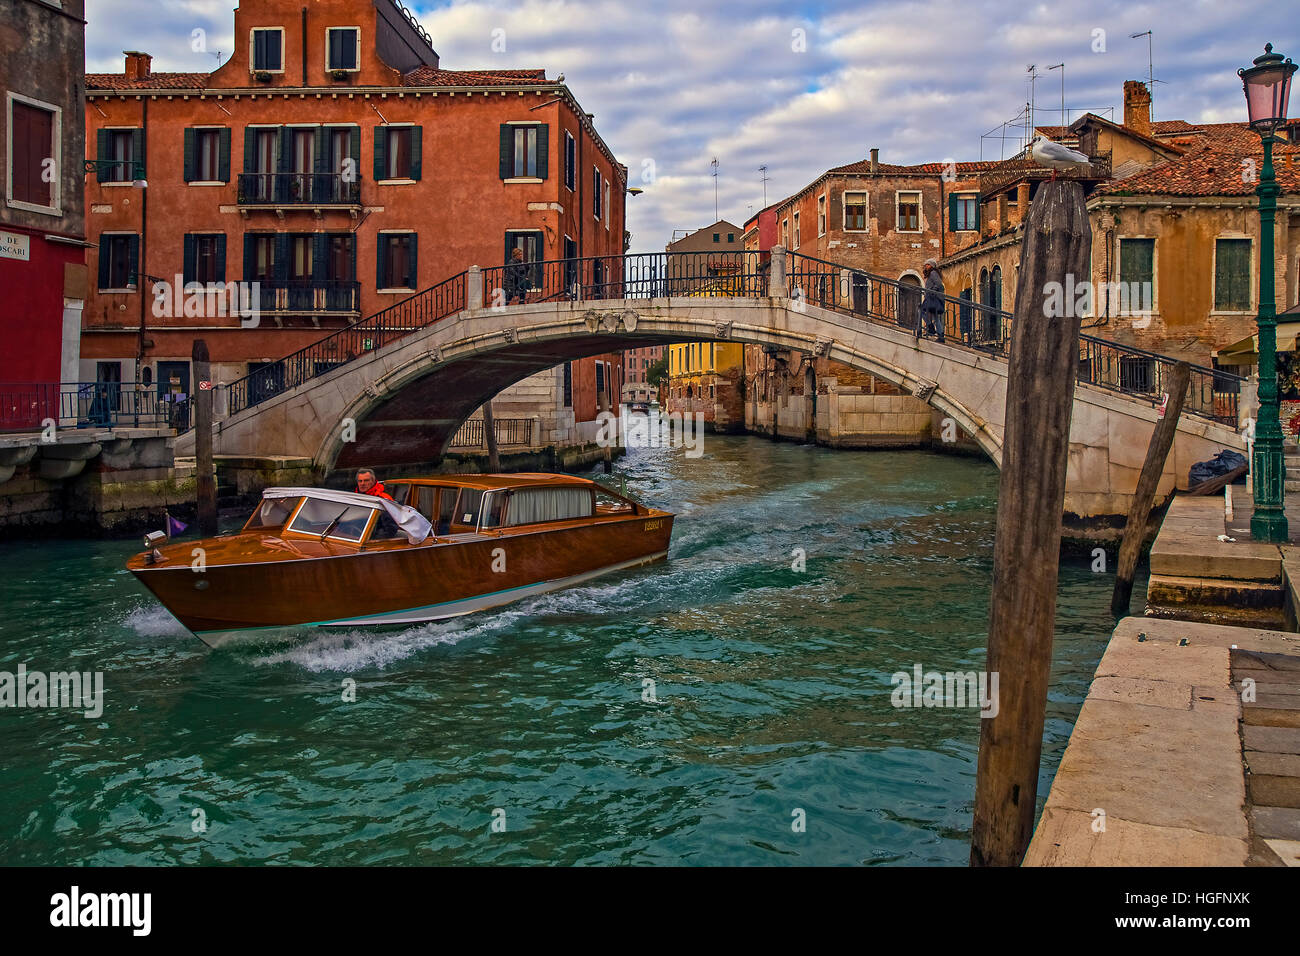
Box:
504, 247, 531, 305
920, 259, 946, 343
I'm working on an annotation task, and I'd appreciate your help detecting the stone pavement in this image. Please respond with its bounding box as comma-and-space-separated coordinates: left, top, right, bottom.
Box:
1024, 616, 1300, 866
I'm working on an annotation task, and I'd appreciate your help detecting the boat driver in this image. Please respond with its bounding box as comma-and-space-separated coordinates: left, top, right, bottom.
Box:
355, 467, 395, 501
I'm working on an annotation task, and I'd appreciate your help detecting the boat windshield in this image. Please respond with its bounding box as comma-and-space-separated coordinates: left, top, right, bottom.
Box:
287, 497, 375, 542
244, 496, 301, 530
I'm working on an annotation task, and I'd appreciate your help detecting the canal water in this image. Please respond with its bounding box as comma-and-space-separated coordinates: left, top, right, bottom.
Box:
0, 436, 1136, 865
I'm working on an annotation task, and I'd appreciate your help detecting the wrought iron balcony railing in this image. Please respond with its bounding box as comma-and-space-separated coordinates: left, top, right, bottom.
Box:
237, 172, 361, 206
251, 279, 362, 314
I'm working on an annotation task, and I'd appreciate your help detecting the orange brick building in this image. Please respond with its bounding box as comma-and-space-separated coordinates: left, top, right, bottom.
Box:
81, 0, 626, 425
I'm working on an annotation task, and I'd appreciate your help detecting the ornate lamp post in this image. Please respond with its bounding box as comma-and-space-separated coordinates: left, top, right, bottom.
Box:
1240, 44, 1297, 543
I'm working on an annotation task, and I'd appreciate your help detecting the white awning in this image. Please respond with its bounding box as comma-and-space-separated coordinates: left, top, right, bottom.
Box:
263, 486, 432, 544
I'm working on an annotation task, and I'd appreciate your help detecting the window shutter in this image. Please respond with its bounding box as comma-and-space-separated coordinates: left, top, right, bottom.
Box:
948, 193, 957, 230
217, 128, 231, 182
128, 235, 140, 287
243, 233, 255, 281
312, 233, 327, 281
377, 237, 388, 288
829, 192, 842, 233
131, 128, 146, 176
97, 236, 110, 288
973, 197, 981, 230
407, 235, 418, 288
274, 234, 289, 280
373, 126, 388, 181
243, 126, 256, 173
535, 124, 548, 180
276, 127, 291, 174
183, 235, 196, 284
96, 129, 110, 182
215, 235, 227, 281
313, 127, 327, 175
349, 127, 361, 180
349, 234, 357, 281
410, 126, 423, 181
499, 125, 512, 179
183, 129, 196, 182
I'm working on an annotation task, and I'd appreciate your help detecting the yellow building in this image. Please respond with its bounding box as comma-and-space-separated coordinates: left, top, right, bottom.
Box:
666, 340, 745, 431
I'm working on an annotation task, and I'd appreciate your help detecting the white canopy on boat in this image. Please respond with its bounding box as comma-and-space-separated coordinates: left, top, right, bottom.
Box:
262, 486, 432, 544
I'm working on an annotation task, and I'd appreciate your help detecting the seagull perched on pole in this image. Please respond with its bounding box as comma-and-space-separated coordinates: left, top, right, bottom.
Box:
1030, 135, 1091, 181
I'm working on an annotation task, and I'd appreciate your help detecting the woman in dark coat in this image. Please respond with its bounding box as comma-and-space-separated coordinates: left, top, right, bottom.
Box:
920, 259, 946, 343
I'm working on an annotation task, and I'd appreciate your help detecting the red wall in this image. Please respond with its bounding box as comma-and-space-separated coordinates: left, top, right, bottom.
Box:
0, 227, 74, 382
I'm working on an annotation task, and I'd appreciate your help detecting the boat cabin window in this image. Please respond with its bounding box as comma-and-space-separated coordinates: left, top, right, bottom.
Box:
367, 508, 406, 541
503, 487, 594, 526
451, 488, 484, 530
245, 496, 301, 530
480, 491, 507, 529
384, 483, 411, 506
288, 497, 375, 542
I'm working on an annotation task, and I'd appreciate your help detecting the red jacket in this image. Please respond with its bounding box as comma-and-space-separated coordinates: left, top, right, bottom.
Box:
359, 481, 395, 501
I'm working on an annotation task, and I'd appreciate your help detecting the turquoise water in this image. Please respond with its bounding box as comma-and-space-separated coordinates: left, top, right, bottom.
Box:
0, 437, 1130, 865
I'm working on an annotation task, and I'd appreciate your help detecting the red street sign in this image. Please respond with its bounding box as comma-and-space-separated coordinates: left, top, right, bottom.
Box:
199, 381, 215, 390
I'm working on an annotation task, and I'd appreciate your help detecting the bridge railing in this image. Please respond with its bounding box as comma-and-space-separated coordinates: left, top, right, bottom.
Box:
785, 251, 1242, 426
225, 271, 467, 414
0, 381, 177, 432
478, 251, 770, 307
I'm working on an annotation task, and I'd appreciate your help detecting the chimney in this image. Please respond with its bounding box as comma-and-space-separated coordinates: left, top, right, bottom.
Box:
870, 148, 879, 174
1123, 80, 1151, 137
124, 50, 152, 81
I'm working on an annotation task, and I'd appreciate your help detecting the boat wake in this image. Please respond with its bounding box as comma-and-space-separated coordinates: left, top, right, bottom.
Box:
123, 604, 189, 638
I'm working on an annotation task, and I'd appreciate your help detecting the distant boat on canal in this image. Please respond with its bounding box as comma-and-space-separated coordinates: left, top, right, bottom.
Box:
127, 474, 674, 647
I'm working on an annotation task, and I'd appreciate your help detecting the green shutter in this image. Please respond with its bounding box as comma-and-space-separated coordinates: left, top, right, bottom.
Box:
218, 128, 231, 182
973, 197, 981, 230
407, 235, 418, 288
377, 236, 388, 288
535, 124, 548, 180
97, 236, 111, 288
96, 129, 110, 182
349, 234, 357, 281
243, 233, 255, 281
410, 126, 423, 181
948, 193, 957, 231
183, 234, 196, 284
276, 127, 290, 174
183, 129, 196, 182
128, 235, 140, 287
1216, 239, 1251, 311
499, 125, 512, 179
349, 127, 361, 181
373, 126, 388, 181
131, 128, 146, 178
215, 235, 227, 281
314, 127, 327, 175
274, 234, 289, 280
312, 233, 327, 281
243, 126, 256, 173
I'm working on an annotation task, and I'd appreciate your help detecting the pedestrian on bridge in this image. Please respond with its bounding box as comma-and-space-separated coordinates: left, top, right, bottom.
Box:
505, 247, 532, 305
920, 259, 946, 344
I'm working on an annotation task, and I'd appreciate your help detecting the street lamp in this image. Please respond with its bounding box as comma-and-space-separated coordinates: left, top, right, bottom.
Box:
1240, 43, 1297, 543
84, 158, 147, 189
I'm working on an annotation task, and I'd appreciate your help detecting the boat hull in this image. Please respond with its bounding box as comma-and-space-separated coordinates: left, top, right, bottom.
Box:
130, 511, 673, 644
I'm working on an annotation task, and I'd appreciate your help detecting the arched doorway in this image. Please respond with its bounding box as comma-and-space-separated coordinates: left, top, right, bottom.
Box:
898, 274, 922, 333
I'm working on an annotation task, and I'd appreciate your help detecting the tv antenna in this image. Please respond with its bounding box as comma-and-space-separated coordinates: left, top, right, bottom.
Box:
758, 164, 770, 207
1129, 31, 1162, 119
1048, 63, 1065, 126
710, 157, 720, 222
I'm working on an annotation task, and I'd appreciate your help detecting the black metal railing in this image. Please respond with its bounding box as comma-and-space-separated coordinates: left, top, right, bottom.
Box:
449, 417, 534, 448
478, 251, 770, 307
225, 270, 466, 414
784, 251, 1242, 425
0, 382, 179, 432
252, 279, 362, 314
237, 172, 361, 205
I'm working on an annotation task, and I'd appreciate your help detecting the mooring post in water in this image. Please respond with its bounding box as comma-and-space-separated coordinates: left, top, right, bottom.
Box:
970, 180, 1090, 867
192, 339, 218, 537
482, 400, 500, 472
1110, 361, 1191, 617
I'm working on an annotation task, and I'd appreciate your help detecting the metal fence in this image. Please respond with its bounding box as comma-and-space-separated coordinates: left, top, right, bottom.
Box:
448, 417, 534, 448
0, 382, 179, 432
784, 251, 1242, 426
236, 173, 361, 206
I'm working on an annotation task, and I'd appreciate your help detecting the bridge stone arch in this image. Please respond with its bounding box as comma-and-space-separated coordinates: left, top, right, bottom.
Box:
192, 295, 1243, 521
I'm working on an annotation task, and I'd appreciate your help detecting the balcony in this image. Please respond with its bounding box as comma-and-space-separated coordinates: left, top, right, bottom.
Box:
255, 280, 361, 316
237, 173, 361, 213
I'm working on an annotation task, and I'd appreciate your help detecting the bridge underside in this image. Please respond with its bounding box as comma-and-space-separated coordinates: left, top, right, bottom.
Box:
335, 333, 689, 472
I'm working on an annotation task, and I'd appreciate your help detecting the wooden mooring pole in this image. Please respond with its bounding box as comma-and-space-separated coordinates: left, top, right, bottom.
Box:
970, 181, 1090, 867
192, 339, 218, 536
1110, 361, 1191, 617
482, 400, 500, 472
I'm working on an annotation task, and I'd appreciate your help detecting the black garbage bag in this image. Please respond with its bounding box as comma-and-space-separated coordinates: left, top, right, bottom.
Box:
1188, 449, 1248, 487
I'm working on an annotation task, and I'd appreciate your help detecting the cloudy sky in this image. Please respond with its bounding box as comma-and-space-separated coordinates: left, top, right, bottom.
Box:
86, 0, 1296, 251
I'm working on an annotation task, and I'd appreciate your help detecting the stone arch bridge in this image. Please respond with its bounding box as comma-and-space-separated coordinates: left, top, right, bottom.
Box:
179, 250, 1246, 522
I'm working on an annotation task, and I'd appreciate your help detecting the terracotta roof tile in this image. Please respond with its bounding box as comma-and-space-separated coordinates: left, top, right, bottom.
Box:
402, 67, 549, 87
86, 72, 208, 90
1095, 132, 1300, 197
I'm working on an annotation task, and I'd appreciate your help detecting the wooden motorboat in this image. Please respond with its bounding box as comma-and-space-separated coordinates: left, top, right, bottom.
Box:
127, 474, 674, 646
